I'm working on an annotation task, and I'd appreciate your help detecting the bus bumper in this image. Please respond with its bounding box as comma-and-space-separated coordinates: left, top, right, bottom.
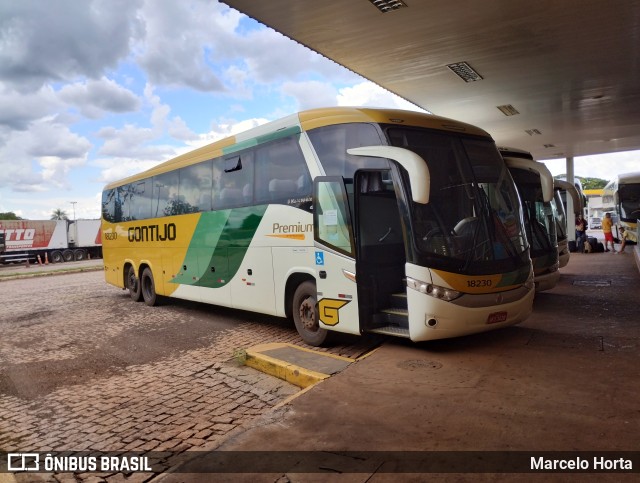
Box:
407, 286, 535, 342
534, 270, 561, 292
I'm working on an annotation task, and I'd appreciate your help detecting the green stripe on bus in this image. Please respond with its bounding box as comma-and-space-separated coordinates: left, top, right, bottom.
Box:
170, 206, 268, 288
222, 126, 301, 155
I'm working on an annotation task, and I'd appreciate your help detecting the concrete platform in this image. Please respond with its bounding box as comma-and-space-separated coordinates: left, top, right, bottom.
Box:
241, 343, 359, 388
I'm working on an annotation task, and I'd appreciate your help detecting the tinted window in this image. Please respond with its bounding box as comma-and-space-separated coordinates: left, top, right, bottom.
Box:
307, 123, 387, 177
129, 179, 152, 220
213, 152, 254, 209
254, 137, 312, 207
152, 171, 180, 217
179, 160, 213, 213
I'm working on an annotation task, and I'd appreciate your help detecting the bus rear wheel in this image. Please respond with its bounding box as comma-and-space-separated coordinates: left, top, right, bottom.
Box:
292, 281, 328, 346
141, 267, 158, 306
126, 265, 143, 302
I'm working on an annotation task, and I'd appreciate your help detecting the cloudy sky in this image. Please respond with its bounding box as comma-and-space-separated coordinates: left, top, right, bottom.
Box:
0, 0, 637, 220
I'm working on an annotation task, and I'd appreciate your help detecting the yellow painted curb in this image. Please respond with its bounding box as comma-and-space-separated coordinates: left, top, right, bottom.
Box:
244, 350, 329, 389
242, 342, 355, 389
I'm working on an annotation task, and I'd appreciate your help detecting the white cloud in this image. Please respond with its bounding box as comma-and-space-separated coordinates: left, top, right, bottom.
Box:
0, 119, 91, 191
0, 84, 62, 129
282, 81, 338, 111
58, 78, 140, 118
543, 151, 640, 181
0, 0, 144, 91
136, 0, 240, 91
337, 81, 426, 111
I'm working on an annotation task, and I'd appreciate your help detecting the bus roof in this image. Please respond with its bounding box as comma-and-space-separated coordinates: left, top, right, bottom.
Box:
104, 107, 492, 190
617, 171, 640, 184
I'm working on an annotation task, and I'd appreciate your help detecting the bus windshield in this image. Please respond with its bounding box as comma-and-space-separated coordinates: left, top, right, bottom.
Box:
509, 169, 557, 258
619, 184, 640, 221
552, 190, 567, 241
386, 127, 529, 275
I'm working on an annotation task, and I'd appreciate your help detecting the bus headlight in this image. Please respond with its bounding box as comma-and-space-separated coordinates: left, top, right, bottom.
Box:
406, 277, 461, 302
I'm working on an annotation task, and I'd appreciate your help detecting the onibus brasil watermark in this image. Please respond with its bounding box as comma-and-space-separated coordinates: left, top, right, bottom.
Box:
7, 453, 152, 473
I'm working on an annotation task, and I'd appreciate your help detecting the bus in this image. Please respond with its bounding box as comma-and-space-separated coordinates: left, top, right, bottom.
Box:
602, 171, 640, 236
499, 148, 559, 291
102, 107, 534, 346
553, 180, 582, 267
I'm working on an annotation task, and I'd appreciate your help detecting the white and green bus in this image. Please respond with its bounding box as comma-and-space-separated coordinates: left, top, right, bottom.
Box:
553, 179, 582, 267
602, 171, 640, 236
499, 148, 559, 291
102, 107, 534, 345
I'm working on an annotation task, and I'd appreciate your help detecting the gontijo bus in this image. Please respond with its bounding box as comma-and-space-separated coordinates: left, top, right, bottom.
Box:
101, 107, 534, 346
602, 171, 640, 235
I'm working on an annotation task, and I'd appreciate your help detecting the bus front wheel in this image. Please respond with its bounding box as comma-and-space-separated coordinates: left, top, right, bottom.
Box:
141, 267, 158, 306
292, 281, 328, 346
126, 265, 142, 302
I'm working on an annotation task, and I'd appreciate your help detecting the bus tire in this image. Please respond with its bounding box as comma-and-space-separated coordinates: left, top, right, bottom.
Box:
62, 249, 74, 262
126, 265, 143, 302
51, 251, 63, 263
141, 267, 158, 306
292, 280, 328, 346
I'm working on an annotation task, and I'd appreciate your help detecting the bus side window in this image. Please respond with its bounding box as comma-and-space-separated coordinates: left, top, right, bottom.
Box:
315, 180, 354, 256
179, 160, 213, 213
153, 171, 180, 217
254, 136, 312, 206
214, 152, 254, 209
102, 189, 117, 222
129, 179, 152, 220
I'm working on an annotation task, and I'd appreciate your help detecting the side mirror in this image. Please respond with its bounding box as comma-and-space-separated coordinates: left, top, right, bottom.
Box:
347, 146, 430, 204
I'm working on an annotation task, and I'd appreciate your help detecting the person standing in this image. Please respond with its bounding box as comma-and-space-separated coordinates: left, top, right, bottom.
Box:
575, 214, 588, 253
602, 212, 616, 252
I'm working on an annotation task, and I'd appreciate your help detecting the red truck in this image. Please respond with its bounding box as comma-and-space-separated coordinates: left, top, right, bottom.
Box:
0, 219, 101, 264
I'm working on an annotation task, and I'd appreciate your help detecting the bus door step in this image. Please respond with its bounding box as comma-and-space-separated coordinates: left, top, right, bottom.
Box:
369, 307, 409, 338
368, 324, 410, 338
389, 292, 407, 309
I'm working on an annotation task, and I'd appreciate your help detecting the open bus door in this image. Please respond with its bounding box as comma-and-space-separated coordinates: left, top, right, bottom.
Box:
312, 177, 361, 339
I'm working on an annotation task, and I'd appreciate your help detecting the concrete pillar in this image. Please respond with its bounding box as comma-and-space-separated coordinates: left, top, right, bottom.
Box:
566, 156, 575, 241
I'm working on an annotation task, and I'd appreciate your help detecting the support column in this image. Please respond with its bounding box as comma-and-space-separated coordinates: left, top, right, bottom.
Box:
566, 156, 575, 241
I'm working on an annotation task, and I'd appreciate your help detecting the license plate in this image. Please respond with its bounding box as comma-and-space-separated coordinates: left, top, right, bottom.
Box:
487, 311, 508, 324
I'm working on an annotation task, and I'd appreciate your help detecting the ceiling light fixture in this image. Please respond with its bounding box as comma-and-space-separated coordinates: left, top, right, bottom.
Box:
447, 62, 483, 82
369, 0, 408, 13
497, 104, 520, 116
525, 129, 542, 136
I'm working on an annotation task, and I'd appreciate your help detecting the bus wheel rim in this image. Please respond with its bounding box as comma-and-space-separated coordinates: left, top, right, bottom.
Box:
299, 296, 317, 331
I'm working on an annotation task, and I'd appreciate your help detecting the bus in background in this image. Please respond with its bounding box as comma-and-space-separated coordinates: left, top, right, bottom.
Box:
499, 148, 558, 291
553, 180, 582, 267
102, 107, 534, 346
602, 171, 640, 238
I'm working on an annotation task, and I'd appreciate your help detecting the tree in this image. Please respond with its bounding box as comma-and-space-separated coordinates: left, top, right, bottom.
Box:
0, 211, 23, 220
553, 174, 608, 190
51, 208, 69, 220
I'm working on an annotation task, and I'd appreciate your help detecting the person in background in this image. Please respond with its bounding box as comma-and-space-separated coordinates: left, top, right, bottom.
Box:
575, 214, 588, 253
616, 226, 638, 254
602, 212, 616, 252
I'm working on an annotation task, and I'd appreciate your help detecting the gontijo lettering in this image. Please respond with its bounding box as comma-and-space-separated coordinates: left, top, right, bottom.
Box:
128, 223, 176, 242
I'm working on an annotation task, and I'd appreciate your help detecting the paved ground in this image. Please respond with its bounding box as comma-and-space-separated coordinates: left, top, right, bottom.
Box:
0, 266, 380, 482
162, 242, 640, 482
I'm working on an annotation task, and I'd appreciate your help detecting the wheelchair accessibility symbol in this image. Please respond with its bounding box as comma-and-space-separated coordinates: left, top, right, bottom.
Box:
315, 251, 324, 265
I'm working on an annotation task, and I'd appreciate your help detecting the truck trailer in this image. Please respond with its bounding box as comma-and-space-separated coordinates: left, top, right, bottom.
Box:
0, 219, 102, 264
